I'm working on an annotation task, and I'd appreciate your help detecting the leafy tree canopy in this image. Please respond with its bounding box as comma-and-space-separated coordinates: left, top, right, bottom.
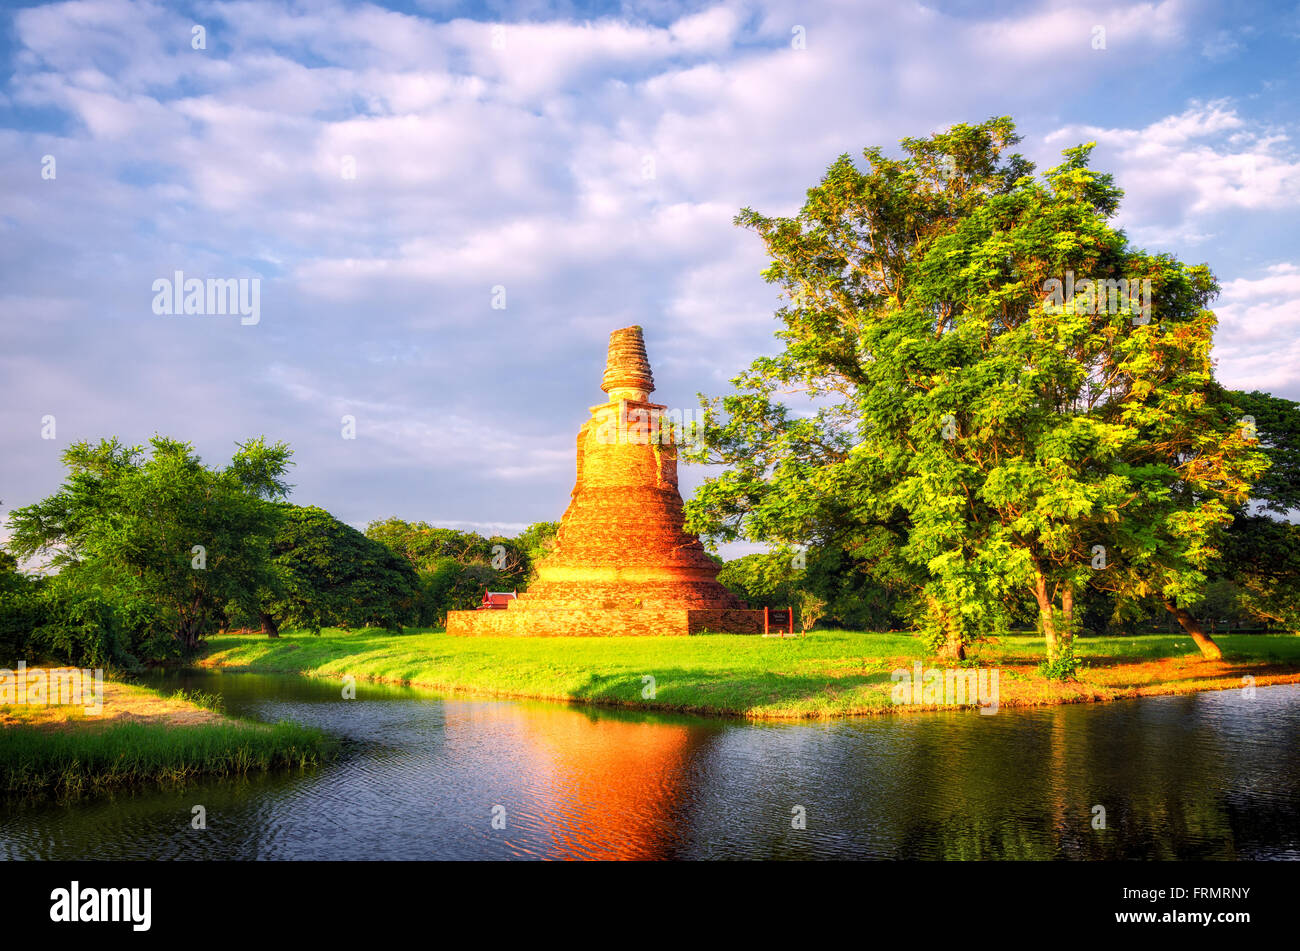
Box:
6, 435, 292, 653
251, 505, 421, 636
686, 117, 1267, 665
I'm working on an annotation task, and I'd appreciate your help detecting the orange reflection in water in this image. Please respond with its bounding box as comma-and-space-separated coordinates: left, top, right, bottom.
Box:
445, 701, 702, 860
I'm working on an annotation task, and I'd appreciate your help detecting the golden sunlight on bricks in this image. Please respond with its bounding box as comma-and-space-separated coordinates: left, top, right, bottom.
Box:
447, 326, 763, 637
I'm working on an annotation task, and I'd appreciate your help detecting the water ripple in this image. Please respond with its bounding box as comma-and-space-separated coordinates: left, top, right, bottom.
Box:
3, 673, 1298, 860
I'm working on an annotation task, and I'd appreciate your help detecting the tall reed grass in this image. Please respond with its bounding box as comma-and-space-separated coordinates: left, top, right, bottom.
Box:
0, 720, 334, 796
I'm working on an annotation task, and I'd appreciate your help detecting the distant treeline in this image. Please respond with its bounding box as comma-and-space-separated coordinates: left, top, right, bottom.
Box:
0, 434, 558, 668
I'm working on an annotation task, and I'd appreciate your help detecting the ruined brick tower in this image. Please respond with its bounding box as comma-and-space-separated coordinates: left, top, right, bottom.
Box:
446, 326, 763, 637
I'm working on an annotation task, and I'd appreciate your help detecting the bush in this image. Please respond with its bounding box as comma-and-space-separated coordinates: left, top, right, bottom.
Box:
1037, 640, 1082, 681
28, 574, 165, 670
0, 570, 46, 663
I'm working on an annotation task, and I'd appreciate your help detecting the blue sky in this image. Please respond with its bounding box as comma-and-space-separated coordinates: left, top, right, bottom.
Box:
2, 0, 1299, 552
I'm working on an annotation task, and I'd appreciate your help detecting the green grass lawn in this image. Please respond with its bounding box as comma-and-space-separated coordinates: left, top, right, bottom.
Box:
201, 627, 1300, 719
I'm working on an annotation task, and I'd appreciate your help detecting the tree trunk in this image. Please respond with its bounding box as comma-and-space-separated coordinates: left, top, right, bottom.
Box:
938, 631, 966, 662
927, 594, 966, 661
1033, 571, 1059, 658
1061, 586, 1076, 649
175, 614, 202, 654
260, 612, 280, 638
1165, 602, 1223, 660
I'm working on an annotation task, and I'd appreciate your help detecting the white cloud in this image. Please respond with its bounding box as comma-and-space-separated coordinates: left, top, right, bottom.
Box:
1214, 263, 1300, 398
1046, 101, 1300, 246
4, 0, 1295, 538
967, 0, 1186, 64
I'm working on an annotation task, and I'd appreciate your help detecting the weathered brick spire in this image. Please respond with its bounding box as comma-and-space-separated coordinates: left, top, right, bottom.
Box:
601, 325, 655, 401
446, 325, 762, 637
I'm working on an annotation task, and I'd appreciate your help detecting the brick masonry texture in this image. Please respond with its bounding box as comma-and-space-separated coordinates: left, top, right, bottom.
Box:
447, 325, 763, 637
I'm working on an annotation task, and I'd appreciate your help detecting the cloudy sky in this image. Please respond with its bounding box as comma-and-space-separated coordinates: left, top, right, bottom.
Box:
2, 0, 1299, 550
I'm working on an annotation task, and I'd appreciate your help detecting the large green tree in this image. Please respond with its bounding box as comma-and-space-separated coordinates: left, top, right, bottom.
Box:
248, 505, 421, 636
685, 117, 1266, 665
6, 436, 292, 653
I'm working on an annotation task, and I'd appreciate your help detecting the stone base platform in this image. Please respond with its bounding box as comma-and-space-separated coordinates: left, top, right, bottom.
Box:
446, 607, 765, 637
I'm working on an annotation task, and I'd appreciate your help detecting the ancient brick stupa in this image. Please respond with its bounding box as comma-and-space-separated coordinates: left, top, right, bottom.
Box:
447, 326, 762, 637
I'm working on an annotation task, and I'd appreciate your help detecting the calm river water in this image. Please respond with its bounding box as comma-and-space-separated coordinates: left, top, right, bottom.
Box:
2, 672, 1297, 860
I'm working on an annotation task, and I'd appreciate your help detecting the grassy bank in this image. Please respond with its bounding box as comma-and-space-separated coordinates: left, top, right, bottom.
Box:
0, 668, 334, 795
200, 628, 1300, 719
0, 720, 331, 796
